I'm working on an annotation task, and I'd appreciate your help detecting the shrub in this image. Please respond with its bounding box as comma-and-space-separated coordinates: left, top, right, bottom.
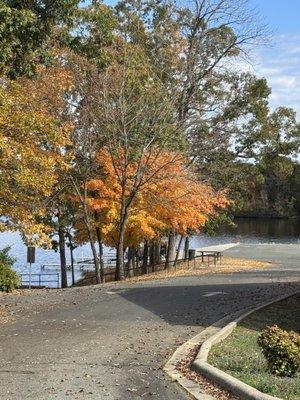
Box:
0, 247, 20, 292
258, 325, 300, 377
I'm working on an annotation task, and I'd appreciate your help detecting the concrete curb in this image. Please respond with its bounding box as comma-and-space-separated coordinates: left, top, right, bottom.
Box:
164, 316, 231, 400
164, 291, 299, 400
193, 292, 300, 400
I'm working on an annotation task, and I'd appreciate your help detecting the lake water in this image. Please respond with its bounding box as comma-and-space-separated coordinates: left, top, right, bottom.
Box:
0, 217, 299, 287
192, 217, 300, 246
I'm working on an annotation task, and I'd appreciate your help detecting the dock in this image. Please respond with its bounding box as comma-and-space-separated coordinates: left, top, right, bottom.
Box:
41, 254, 117, 271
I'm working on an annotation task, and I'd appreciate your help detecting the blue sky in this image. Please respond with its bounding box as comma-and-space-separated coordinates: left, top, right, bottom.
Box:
243, 1, 300, 116
252, 0, 299, 34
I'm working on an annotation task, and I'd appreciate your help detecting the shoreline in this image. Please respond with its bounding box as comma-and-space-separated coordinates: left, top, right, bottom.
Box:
233, 215, 300, 220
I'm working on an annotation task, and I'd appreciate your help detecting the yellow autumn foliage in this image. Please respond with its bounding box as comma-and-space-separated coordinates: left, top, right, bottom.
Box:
0, 64, 73, 242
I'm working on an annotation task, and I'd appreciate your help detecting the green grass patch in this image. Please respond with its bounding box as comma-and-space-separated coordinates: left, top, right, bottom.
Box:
208, 294, 300, 400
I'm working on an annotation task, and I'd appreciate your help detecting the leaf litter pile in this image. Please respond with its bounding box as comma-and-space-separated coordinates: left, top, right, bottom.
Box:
127, 257, 271, 283
176, 345, 240, 400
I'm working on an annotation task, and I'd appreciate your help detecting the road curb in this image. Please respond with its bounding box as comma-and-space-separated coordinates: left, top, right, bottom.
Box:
164, 318, 229, 400
164, 291, 299, 400
193, 291, 299, 400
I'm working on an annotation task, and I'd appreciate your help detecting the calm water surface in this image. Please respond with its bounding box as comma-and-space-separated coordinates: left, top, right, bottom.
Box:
192, 217, 300, 247
0, 217, 299, 286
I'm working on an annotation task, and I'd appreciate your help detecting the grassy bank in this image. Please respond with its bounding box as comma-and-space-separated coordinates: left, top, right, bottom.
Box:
208, 293, 300, 400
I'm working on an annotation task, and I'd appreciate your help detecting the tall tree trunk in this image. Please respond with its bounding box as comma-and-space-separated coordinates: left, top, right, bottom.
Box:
174, 234, 184, 267
135, 248, 140, 274
116, 199, 129, 280
165, 232, 176, 269
70, 177, 101, 284
142, 241, 149, 274
116, 222, 126, 280
58, 222, 68, 288
67, 232, 75, 286
94, 210, 105, 283
116, 240, 125, 280
82, 200, 101, 283
154, 240, 161, 265
149, 241, 155, 272
127, 246, 135, 278
184, 236, 190, 260
83, 219, 101, 284
87, 233, 101, 284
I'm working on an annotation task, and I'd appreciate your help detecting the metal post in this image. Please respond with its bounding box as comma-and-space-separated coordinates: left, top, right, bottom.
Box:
27, 246, 35, 289
29, 263, 32, 289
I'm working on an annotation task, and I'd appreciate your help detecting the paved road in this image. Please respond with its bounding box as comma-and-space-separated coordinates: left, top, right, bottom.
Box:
0, 244, 299, 400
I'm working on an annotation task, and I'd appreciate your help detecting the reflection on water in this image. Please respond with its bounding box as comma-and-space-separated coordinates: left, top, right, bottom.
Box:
191, 217, 300, 247
0, 217, 299, 286
232, 217, 300, 240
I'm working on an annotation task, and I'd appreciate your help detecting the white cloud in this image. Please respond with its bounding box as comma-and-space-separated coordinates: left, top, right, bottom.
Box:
233, 35, 300, 118
249, 35, 300, 118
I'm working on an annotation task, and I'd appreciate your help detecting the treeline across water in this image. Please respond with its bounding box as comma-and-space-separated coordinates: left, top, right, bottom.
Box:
233, 163, 300, 218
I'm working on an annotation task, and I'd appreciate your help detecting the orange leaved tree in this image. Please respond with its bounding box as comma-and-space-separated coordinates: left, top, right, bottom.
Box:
86, 149, 229, 279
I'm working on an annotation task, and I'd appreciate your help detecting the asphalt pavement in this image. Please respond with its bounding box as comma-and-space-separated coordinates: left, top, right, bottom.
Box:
0, 244, 299, 400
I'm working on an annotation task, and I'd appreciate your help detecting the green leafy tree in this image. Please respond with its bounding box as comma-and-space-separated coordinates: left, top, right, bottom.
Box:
0, 247, 20, 292
70, 1, 118, 69
0, 0, 79, 77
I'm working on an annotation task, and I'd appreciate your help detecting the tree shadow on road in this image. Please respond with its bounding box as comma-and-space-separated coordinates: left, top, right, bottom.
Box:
240, 292, 300, 333
116, 276, 299, 327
